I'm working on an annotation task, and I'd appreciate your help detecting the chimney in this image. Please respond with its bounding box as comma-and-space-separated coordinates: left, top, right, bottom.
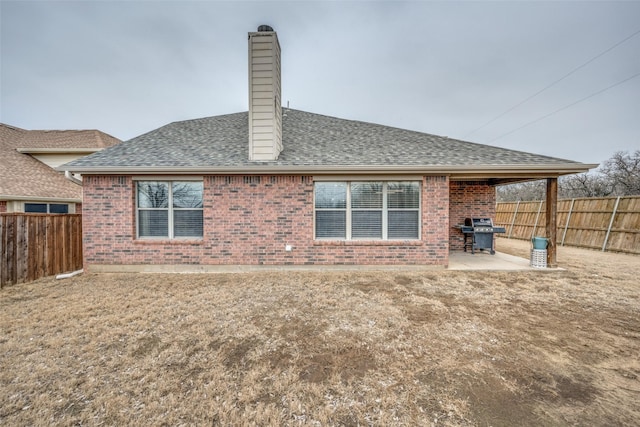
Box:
248, 25, 282, 161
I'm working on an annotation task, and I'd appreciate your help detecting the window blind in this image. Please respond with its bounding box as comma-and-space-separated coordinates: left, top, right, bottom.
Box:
314, 181, 420, 240
137, 181, 203, 239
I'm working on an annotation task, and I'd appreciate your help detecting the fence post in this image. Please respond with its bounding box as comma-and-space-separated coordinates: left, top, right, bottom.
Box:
561, 198, 575, 246
495, 196, 639, 255
531, 200, 543, 238
508, 201, 520, 239
602, 196, 621, 252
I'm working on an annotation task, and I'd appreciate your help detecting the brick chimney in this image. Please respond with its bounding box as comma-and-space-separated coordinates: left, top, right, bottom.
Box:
248, 25, 282, 161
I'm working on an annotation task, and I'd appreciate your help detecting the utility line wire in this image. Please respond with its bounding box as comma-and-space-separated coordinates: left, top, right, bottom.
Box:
485, 71, 640, 143
464, 27, 640, 138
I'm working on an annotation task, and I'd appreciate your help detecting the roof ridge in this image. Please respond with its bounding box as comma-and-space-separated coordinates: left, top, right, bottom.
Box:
61, 107, 594, 175
0, 123, 26, 132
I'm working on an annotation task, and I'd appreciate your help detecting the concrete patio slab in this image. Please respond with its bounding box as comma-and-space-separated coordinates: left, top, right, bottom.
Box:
448, 250, 543, 271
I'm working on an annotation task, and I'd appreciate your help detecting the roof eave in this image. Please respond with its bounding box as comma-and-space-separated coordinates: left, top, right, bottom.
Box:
17, 148, 104, 154
58, 163, 598, 177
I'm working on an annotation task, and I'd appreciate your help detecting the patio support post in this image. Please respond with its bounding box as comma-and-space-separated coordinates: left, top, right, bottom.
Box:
546, 177, 558, 268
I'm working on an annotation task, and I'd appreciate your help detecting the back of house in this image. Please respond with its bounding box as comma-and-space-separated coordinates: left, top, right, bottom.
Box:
61, 26, 595, 272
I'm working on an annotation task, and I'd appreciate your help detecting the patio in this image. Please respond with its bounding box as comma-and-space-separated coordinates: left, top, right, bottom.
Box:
448, 250, 539, 271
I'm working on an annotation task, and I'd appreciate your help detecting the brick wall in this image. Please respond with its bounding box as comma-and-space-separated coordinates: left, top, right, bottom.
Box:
0, 201, 6, 213
82, 175, 452, 269
449, 181, 497, 251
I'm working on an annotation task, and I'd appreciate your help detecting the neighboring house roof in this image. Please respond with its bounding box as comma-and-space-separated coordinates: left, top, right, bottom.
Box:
62, 109, 595, 182
10, 125, 120, 152
0, 123, 121, 201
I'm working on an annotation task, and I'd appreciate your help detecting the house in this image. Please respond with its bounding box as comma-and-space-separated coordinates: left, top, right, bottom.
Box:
61, 26, 595, 272
0, 123, 120, 214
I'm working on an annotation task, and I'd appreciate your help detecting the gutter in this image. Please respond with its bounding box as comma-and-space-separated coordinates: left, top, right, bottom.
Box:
57, 163, 598, 176
65, 170, 83, 185
17, 147, 103, 154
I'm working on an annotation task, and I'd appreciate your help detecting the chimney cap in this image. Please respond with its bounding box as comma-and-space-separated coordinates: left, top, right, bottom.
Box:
257, 25, 274, 32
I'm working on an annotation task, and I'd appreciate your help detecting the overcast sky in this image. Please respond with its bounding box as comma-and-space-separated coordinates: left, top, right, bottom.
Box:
1, 1, 639, 165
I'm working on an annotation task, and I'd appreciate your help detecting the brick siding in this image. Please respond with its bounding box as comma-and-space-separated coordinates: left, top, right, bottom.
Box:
449, 181, 497, 251
0, 201, 6, 212
82, 175, 454, 269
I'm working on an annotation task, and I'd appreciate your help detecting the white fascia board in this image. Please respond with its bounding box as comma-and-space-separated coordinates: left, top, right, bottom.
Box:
17, 148, 102, 154
60, 163, 598, 176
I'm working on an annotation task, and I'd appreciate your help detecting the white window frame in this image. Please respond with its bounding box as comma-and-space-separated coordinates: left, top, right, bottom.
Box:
314, 181, 421, 240
135, 180, 204, 239
23, 202, 71, 214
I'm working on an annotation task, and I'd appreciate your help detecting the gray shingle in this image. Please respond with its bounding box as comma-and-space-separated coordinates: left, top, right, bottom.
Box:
64, 109, 582, 170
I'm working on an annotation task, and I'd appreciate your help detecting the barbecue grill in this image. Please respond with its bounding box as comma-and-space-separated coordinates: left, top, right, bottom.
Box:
456, 218, 506, 255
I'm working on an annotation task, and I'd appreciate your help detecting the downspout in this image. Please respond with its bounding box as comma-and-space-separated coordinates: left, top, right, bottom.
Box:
56, 269, 84, 280
65, 170, 82, 185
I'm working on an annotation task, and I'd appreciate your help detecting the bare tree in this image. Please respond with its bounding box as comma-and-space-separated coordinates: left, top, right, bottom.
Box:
559, 173, 614, 198
138, 182, 169, 208
600, 150, 640, 196
498, 151, 639, 201
172, 182, 204, 208
496, 181, 546, 202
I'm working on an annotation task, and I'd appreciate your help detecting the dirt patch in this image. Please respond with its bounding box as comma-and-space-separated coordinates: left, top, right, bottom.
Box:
131, 334, 163, 357
1, 239, 639, 425
223, 337, 262, 369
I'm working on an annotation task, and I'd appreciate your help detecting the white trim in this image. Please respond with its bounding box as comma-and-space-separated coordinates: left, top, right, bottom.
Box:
17, 148, 102, 154
135, 180, 204, 240
314, 181, 421, 241
0, 195, 81, 203
59, 163, 598, 176
23, 201, 74, 214
4, 201, 76, 214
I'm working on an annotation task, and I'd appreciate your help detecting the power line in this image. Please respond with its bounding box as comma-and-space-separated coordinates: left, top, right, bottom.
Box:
464, 27, 640, 138
486, 71, 640, 143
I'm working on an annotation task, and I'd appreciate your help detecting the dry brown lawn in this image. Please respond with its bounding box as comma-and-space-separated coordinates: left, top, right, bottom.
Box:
1, 239, 639, 426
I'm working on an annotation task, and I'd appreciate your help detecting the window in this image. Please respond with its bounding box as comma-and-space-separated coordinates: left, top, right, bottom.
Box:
24, 203, 47, 213
136, 181, 203, 239
24, 203, 69, 214
315, 182, 347, 238
49, 204, 69, 214
314, 181, 420, 240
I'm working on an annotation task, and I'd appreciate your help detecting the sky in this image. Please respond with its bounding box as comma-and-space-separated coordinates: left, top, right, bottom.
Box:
1, 1, 639, 165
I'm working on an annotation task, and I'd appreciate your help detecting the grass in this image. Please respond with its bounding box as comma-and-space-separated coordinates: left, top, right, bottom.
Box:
1, 239, 639, 426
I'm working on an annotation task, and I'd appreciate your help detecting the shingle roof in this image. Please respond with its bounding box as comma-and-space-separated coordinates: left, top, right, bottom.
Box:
4, 124, 120, 150
0, 124, 121, 201
62, 109, 591, 174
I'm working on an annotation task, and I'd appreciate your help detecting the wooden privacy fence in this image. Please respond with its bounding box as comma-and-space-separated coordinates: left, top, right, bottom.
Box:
0, 214, 83, 288
495, 196, 640, 254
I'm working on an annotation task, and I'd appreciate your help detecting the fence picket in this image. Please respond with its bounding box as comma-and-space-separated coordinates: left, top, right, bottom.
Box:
0, 214, 83, 288
495, 196, 640, 255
